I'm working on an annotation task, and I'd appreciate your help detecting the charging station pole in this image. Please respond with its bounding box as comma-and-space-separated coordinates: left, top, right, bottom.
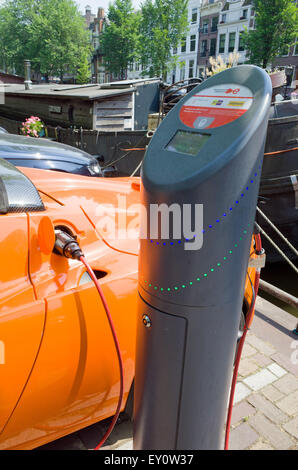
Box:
134, 66, 272, 450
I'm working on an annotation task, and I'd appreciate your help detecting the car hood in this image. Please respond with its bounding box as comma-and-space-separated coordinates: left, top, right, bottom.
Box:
21, 167, 141, 256
0, 134, 96, 164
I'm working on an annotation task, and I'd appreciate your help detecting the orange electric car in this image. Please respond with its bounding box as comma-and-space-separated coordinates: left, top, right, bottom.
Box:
0, 159, 257, 450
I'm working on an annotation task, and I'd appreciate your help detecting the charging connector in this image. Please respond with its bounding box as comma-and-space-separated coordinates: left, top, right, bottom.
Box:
54, 229, 84, 260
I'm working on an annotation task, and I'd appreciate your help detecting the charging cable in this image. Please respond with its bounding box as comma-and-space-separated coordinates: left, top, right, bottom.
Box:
54, 230, 124, 450
224, 231, 262, 450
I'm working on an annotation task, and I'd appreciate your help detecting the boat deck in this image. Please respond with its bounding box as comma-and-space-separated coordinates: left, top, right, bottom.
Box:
39, 297, 298, 451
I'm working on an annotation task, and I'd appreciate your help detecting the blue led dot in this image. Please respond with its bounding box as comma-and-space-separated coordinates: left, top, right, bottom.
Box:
209, 225, 213, 228
236, 201, 239, 204
241, 194, 244, 197
223, 213, 227, 217
178, 241, 182, 244
251, 180, 254, 183
246, 187, 249, 190
163, 242, 166, 246
170, 242, 174, 245
254, 173, 257, 177
216, 219, 220, 223
156, 242, 159, 245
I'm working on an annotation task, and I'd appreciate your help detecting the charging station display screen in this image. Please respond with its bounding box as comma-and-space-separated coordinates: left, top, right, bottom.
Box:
166, 131, 210, 156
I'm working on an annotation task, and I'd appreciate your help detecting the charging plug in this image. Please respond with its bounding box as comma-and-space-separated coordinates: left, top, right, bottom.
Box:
54, 230, 84, 260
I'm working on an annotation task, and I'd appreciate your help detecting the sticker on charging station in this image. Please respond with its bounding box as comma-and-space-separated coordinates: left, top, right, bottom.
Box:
180, 84, 253, 129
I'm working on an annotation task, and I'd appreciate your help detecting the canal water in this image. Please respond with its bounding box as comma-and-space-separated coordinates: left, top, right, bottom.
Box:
260, 261, 298, 318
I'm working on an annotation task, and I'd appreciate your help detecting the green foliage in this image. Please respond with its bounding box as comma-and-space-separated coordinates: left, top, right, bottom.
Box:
76, 52, 91, 84
243, 0, 298, 68
0, 0, 91, 80
100, 0, 140, 79
138, 0, 189, 80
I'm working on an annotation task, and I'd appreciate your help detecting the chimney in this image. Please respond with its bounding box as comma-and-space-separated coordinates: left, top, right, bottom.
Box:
24, 60, 32, 90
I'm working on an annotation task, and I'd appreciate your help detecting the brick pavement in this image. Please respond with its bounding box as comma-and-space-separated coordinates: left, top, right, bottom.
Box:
39, 297, 298, 451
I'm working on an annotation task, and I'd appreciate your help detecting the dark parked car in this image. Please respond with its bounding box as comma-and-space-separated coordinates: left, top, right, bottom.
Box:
0, 133, 103, 177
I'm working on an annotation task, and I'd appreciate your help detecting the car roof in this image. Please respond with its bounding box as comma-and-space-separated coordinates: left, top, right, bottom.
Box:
0, 133, 96, 164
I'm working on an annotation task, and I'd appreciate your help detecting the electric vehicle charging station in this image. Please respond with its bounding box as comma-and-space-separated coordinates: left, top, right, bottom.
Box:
134, 65, 272, 450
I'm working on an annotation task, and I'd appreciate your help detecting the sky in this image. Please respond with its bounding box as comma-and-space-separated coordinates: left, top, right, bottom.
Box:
77, 0, 142, 14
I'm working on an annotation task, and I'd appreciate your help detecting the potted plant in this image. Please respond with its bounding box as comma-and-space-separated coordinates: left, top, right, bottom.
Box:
21, 116, 46, 138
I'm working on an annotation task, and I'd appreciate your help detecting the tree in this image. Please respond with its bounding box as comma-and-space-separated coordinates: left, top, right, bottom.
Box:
243, 0, 298, 68
0, 0, 91, 80
100, 0, 140, 80
76, 52, 91, 84
138, 0, 189, 80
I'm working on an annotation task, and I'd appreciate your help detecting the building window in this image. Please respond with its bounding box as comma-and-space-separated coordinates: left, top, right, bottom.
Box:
219, 34, 226, 53
173, 47, 177, 54
238, 32, 245, 52
200, 39, 207, 57
221, 13, 227, 23
200, 40, 208, 57
191, 8, 198, 24
202, 20, 209, 34
189, 60, 194, 79
211, 16, 218, 32
129, 62, 134, 72
210, 38, 216, 57
135, 62, 140, 71
180, 63, 186, 81
228, 32, 236, 52
181, 37, 187, 53
241, 9, 248, 20
190, 35, 197, 52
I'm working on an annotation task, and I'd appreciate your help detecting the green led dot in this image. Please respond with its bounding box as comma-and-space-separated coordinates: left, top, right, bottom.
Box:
167, 288, 171, 291
234, 244, 238, 248
244, 230, 247, 234
145, 280, 148, 283
204, 273, 208, 277
210, 268, 214, 272
224, 257, 227, 260
240, 237, 242, 241
174, 287, 178, 290
189, 281, 193, 285
149, 284, 152, 287
229, 250, 233, 254
197, 277, 201, 281
182, 285, 186, 288
161, 288, 164, 291
154, 286, 157, 290
217, 263, 221, 266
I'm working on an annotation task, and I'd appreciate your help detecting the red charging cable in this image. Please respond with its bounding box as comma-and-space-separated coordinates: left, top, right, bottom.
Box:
224, 233, 262, 450
80, 256, 124, 450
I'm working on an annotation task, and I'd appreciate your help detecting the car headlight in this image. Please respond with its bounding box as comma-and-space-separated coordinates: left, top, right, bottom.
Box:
88, 161, 102, 176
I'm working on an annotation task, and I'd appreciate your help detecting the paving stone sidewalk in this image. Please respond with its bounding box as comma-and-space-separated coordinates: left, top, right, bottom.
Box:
39, 297, 298, 451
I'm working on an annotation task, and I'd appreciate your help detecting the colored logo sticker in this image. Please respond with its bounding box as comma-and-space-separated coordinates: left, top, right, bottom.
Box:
180, 84, 253, 129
